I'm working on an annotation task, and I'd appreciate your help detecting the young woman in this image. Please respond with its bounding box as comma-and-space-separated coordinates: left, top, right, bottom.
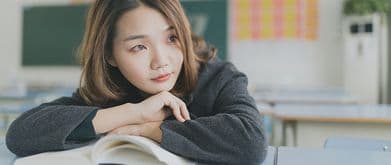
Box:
6, 0, 267, 164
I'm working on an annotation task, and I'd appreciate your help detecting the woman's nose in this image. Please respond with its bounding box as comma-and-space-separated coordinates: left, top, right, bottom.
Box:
150, 46, 169, 70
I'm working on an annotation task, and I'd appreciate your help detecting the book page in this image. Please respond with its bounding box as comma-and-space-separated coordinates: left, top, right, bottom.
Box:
95, 143, 165, 165
14, 145, 93, 165
92, 135, 195, 165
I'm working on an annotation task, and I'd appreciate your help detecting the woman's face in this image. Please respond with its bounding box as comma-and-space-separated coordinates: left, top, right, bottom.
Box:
111, 5, 183, 94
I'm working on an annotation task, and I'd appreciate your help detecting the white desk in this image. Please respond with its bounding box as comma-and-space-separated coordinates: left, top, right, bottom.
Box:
252, 89, 359, 105
271, 104, 391, 147
1, 136, 276, 165
261, 147, 275, 165
0, 137, 16, 165
277, 147, 391, 165
253, 88, 361, 146
324, 136, 391, 152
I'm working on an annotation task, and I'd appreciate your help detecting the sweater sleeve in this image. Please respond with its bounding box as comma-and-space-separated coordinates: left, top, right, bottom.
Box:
66, 109, 98, 141
5, 92, 101, 157
160, 72, 268, 165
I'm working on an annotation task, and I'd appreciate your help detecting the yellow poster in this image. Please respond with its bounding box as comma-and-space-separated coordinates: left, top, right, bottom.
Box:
233, 0, 318, 40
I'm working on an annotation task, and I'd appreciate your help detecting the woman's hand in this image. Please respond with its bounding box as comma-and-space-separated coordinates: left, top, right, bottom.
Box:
138, 91, 190, 123
108, 121, 163, 143
92, 91, 189, 134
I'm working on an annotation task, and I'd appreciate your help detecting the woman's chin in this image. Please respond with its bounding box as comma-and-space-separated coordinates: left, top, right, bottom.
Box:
143, 83, 175, 94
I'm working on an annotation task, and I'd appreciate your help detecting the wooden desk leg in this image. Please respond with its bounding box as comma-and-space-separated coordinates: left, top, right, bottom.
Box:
282, 120, 287, 146
270, 116, 276, 145
292, 121, 297, 146
282, 120, 298, 146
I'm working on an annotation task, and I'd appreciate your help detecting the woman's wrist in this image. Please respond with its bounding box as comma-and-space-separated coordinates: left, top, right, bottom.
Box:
123, 103, 144, 124
92, 103, 143, 134
133, 102, 149, 123
140, 121, 163, 143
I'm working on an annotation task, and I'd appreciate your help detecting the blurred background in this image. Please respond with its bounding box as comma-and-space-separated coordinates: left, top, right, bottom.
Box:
1, 0, 391, 149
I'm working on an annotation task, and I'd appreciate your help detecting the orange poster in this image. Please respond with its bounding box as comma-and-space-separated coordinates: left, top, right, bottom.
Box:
232, 0, 318, 40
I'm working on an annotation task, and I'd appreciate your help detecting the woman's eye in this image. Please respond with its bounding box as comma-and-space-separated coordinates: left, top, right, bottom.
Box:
131, 45, 147, 52
168, 34, 178, 43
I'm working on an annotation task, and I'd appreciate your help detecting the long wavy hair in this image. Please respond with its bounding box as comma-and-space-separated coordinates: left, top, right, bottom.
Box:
77, 0, 216, 106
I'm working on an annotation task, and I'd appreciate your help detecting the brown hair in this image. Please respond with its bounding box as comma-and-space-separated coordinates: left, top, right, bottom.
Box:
78, 0, 216, 106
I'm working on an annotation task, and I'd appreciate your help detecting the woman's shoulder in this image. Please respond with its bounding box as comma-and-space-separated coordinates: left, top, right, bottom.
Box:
40, 89, 88, 106
194, 58, 247, 93
199, 58, 245, 80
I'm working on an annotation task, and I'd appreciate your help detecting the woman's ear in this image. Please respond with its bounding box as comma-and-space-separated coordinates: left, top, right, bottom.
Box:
107, 56, 118, 67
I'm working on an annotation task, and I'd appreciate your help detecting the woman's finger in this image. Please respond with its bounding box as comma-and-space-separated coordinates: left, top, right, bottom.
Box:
166, 100, 185, 122
175, 98, 190, 121
167, 93, 189, 121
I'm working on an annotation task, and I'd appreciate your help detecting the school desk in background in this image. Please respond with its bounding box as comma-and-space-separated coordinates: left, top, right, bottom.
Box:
267, 104, 391, 147
0, 86, 75, 135
253, 87, 361, 146
252, 87, 361, 106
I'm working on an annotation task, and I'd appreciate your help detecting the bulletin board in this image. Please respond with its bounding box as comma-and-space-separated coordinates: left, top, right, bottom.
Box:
232, 0, 318, 40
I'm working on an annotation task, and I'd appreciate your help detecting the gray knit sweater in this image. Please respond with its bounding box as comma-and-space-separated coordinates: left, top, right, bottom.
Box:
6, 59, 267, 165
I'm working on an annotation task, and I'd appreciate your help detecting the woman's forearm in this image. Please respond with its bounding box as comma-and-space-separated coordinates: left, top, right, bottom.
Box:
92, 103, 142, 134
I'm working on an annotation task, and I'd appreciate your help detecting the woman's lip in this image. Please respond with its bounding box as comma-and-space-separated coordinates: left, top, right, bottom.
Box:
151, 73, 171, 82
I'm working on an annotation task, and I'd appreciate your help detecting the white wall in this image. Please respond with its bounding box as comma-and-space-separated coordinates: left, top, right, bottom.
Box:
0, 0, 344, 89
230, 0, 344, 89
0, 0, 21, 87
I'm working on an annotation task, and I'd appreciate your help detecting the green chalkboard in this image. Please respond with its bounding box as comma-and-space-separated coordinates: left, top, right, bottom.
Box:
22, 5, 87, 66
182, 0, 228, 60
22, 0, 227, 66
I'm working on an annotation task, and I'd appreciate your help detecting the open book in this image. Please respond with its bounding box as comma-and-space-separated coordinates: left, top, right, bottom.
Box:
15, 135, 195, 165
